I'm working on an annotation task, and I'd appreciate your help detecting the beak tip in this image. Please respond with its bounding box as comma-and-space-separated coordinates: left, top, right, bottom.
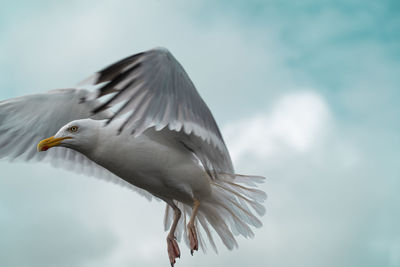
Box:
37, 146, 48, 152
37, 136, 56, 152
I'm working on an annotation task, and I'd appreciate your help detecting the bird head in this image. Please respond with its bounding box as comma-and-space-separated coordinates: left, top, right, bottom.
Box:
37, 119, 98, 153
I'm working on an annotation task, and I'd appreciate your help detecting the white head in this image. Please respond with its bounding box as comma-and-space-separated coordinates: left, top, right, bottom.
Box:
37, 119, 99, 154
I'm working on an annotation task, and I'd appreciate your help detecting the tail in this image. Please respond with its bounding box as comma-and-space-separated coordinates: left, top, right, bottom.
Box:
163, 173, 267, 253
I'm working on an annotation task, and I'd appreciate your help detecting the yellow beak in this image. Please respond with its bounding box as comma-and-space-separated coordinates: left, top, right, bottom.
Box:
37, 136, 71, 152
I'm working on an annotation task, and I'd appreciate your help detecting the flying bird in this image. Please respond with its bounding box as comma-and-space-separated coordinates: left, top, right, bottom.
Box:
0, 47, 266, 266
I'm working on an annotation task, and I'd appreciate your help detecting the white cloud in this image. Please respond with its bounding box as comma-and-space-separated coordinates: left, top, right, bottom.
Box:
223, 91, 331, 164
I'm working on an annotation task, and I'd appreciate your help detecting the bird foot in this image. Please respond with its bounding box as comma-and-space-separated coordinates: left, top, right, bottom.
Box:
167, 235, 180, 267
187, 223, 198, 255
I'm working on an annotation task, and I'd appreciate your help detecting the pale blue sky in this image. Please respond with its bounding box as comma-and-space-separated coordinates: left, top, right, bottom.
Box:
0, 1, 399, 267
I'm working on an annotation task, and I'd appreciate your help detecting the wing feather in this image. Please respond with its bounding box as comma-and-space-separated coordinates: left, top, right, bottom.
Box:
85, 48, 234, 178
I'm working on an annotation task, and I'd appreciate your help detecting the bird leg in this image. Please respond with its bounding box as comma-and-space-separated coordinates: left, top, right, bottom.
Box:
187, 199, 200, 255
166, 202, 181, 267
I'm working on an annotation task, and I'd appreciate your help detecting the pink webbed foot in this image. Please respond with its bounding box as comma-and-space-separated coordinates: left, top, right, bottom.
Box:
187, 223, 198, 255
167, 235, 180, 266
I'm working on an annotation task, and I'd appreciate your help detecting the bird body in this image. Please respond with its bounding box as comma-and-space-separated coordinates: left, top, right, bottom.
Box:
63, 118, 212, 205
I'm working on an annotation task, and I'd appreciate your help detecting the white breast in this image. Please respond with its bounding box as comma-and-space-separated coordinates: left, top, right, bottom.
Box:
85, 123, 212, 204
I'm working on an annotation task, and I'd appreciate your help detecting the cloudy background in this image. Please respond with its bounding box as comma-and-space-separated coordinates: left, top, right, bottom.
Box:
0, 0, 399, 266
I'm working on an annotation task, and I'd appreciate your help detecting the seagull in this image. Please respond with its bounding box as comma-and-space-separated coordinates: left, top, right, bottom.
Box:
0, 47, 266, 266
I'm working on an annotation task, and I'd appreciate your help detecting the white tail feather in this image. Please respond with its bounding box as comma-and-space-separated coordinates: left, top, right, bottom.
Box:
163, 173, 266, 253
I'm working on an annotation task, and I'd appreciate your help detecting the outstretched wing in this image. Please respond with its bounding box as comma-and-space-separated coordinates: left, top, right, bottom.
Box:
0, 88, 154, 200
0, 88, 104, 161
84, 48, 234, 179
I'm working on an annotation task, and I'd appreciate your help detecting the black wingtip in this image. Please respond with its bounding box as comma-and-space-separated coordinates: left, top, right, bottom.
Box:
92, 104, 107, 114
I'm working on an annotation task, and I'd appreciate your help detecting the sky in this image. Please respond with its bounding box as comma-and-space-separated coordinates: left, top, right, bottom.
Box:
0, 0, 399, 267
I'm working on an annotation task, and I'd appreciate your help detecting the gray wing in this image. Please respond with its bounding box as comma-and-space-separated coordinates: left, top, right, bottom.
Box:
0, 88, 106, 161
84, 47, 234, 179
0, 88, 154, 200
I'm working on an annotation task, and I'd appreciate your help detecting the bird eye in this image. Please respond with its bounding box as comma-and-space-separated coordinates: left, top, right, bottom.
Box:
69, 126, 78, 132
